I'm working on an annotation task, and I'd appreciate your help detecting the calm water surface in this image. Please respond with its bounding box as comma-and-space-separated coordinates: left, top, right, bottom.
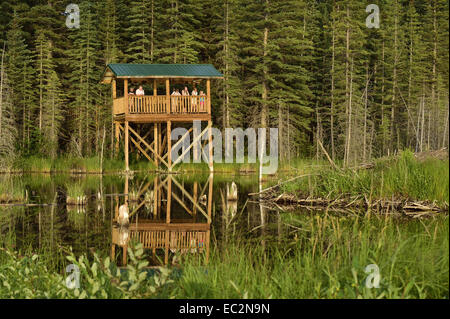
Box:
0, 173, 290, 267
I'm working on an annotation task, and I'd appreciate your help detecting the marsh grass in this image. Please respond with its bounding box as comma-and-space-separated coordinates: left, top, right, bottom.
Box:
9, 156, 124, 173
0, 177, 26, 202
281, 150, 449, 204
172, 214, 449, 299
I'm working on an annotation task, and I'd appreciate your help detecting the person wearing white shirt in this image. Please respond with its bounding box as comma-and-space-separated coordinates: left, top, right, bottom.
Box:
136, 85, 145, 96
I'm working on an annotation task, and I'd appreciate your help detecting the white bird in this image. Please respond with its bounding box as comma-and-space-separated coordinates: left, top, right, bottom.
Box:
118, 204, 129, 226
227, 182, 238, 201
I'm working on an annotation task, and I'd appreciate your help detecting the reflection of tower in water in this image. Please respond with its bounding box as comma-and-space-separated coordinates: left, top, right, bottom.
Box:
111, 174, 213, 266
221, 182, 238, 241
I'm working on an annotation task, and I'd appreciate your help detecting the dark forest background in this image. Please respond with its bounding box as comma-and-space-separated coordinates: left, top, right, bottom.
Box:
0, 0, 448, 166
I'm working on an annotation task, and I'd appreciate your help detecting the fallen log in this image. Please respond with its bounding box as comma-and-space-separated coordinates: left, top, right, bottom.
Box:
256, 192, 447, 216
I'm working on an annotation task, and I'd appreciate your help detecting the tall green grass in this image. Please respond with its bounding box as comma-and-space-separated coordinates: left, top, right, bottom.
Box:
0, 177, 26, 202
173, 214, 449, 299
9, 156, 124, 173
0, 213, 447, 298
282, 150, 449, 204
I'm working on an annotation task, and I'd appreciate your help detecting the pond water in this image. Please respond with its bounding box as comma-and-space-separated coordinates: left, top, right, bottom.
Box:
0, 173, 290, 268
0, 173, 447, 271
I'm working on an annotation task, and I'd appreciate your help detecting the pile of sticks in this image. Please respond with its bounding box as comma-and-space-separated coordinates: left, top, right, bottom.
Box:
252, 189, 448, 217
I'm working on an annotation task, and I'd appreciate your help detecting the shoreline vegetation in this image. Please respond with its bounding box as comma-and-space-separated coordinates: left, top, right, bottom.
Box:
252, 150, 449, 215
1, 149, 447, 210
0, 213, 448, 298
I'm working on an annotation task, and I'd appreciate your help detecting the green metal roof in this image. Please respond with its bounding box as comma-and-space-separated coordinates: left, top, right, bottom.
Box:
106, 63, 223, 79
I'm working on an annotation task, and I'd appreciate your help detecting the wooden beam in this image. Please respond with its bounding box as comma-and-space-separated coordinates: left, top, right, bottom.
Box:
206, 79, 211, 114
123, 246, 127, 266
153, 176, 158, 217
129, 223, 210, 231
129, 135, 155, 165
208, 120, 213, 171
112, 79, 116, 99
154, 123, 158, 166
166, 177, 172, 224
115, 122, 120, 156
123, 114, 211, 123
168, 127, 193, 161
193, 182, 198, 217
127, 125, 169, 167
162, 182, 193, 216
124, 79, 128, 115
166, 79, 170, 114
170, 176, 210, 222
129, 176, 169, 218
170, 124, 211, 168
207, 174, 213, 224
158, 124, 163, 158
124, 121, 129, 171
124, 174, 129, 204
167, 121, 172, 171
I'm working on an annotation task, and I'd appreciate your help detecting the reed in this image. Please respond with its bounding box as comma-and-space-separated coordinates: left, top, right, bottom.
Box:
281, 150, 449, 204
173, 214, 449, 299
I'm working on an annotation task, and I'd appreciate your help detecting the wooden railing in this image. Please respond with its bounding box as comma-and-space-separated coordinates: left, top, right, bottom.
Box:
114, 95, 209, 116
113, 96, 127, 114
128, 95, 167, 114
130, 230, 207, 251
169, 96, 208, 114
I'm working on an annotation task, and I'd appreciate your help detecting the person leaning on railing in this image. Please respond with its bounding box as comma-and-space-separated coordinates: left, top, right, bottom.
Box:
136, 85, 145, 96
199, 90, 206, 112
135, 86, 144, 111
191, 87, 198, 112
181, 86, 189, 113
171, 88, 181, 112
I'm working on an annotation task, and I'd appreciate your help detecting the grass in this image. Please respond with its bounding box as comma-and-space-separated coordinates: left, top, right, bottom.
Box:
6, 156, 124, 174
1, 213, 446, 299
0, 176, 26, 203
172, 214, 449, 299
281, 150, 449, 204
2, 154, 268, 174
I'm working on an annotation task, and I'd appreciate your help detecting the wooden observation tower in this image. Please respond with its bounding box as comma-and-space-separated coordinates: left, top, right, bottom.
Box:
102, 64, 223, 171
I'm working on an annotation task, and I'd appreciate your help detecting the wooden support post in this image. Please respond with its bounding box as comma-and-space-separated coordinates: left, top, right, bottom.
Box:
207, 174, 213, 224
206, 229, 210, 264
123, 246, 128, 266
167, 121, 172, 171
167, 177, 172, 224
208, 120, 213, 172
166, 78, 170, 114
158, 123, 162, 158
193, 181, 198, 218
115, 122, 120, 156
124, 174, 129, 205
124, 79, 128, 115
111, 244, 115, 260
153, 176, 158, 217
164, 232, 169, 265
154, 123, 158, 166
112, 79, 117, 99
114, 195, 119, 220
164, 176, 171, 265
125, 121, 129, 171
206, 79, 211, 114
153, 79, 157, 96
